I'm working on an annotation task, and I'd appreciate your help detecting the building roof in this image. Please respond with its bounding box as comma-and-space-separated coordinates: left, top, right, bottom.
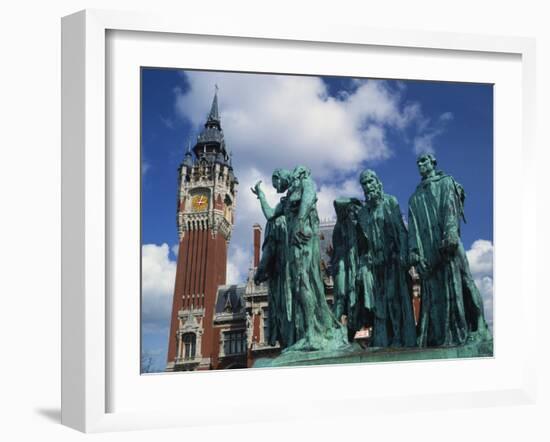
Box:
215, 284, 246, 315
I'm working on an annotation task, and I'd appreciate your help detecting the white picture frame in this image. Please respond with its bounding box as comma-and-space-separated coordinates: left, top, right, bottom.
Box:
61, 9, 537, 433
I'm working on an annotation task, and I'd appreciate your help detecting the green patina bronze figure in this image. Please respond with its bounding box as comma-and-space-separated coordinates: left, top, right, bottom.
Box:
252, 166, 348, 352
332, 171, 416, 347
357, 170, 416, 347
332, 197, 366, 342
408, 154, 491, 347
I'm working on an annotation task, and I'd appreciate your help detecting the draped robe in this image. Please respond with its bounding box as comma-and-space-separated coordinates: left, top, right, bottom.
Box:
258, 168, 348, 351
408, 172, 491, 347
357, 194, 417, 347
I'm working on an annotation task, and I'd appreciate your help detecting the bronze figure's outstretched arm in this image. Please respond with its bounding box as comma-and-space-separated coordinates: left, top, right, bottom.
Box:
251, 180, 282, 220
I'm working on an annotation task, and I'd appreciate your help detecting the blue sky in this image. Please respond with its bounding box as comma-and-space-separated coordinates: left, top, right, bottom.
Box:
141, 68, 494, 373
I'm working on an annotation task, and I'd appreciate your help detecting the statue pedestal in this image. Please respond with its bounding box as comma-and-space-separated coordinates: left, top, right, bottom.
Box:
253, 339, 493, 368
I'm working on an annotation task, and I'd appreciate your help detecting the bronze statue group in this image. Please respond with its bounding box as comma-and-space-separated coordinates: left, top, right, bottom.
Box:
252, 153, 492, 354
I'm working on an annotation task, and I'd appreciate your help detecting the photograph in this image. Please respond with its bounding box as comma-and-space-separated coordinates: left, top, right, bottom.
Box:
140, 68, 494, 373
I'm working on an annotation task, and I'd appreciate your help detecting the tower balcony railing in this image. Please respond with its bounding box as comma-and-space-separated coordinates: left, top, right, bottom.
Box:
173, 356, 201, 372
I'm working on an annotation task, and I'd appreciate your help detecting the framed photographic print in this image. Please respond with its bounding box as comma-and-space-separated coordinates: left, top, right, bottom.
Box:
61, 9, 537, 433
141, 67, 494, 375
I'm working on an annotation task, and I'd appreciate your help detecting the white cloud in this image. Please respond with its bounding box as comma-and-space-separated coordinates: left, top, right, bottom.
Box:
466, 239, 494, 276
466, 239, 494, 331
316, 179, 363, 222
413, 112, 454, 155
171, 243, 179, 259
226, 245, 251, 285
142, 243, 177, 332
174, 72, 439, 181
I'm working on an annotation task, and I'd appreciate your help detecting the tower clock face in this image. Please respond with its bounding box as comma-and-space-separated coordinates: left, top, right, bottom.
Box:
191, 194, 209, 212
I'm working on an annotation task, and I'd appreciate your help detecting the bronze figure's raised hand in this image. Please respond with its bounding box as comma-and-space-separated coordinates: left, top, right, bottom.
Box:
250, 180, 263, 199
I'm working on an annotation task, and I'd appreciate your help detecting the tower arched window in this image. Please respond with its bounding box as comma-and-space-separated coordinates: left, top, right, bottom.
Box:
182, 333, 196, 360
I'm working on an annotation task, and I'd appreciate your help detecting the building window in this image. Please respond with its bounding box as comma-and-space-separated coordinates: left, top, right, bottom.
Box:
223, 330, 246, 355
262, 308, 270, 344
183, 333, 196, 360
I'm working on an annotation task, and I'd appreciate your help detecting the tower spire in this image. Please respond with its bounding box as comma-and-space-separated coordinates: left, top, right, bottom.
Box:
207, 85, 220, 124
193, 86, 226, 159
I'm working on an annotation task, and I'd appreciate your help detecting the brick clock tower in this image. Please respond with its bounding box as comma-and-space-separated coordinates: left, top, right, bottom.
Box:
166, 91, 238, 371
